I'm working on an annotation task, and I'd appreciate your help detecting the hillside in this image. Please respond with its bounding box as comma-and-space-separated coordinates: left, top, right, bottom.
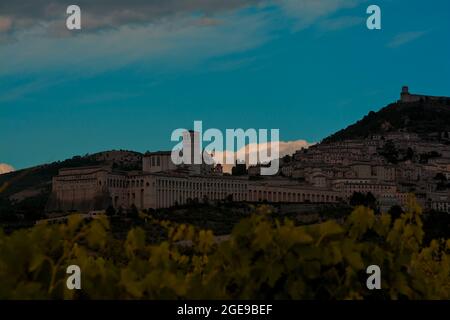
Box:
2, 94, 450, 221
323, 98, 450, 143
0, 150, 142, 221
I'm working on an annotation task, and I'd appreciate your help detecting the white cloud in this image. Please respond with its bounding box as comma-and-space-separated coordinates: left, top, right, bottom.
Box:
213, 139, 314, 173
0, 11, 272, 77
0, 163, 15, 174
0, 0, 369, 79
387, 31, 427, 48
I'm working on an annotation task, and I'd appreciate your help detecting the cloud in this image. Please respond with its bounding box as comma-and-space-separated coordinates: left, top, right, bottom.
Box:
0, 16, 13, 32
236, 139, 314, 162
279, 0, 364, 30
0, 0, 364, 36
0, 0, 368, 40
0, 163, 15, 174
387, 31, 427, 48
0, 77, 65, 102
0, 11, 272, 77
318, 15, 364, 31
0, 0, 367, 80
0, 0, 262, 35
212, 139, 315, 173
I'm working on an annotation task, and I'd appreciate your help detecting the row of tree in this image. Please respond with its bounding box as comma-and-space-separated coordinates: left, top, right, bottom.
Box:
0, 199, 448, 299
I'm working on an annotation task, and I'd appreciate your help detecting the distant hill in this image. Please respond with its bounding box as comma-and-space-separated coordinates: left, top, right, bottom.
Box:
323, 98, 450, 143
0, 150, 143, 220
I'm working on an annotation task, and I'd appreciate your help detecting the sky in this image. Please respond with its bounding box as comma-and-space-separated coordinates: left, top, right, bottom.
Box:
1, 0, 450, 171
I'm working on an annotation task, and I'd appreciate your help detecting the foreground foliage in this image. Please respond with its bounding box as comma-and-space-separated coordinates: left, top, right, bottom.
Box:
0, 198, 449, 299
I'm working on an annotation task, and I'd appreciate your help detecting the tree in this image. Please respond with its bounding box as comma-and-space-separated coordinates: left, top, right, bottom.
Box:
128, 205, 139, 219
0, 200, 448, 300
365, 192, 377, 210
350, 192, 377, 211
282, 155, 291, 163
388, 205, 404, 221
379, 140, 398, 164
405, 147, 414, 161
350, 192, 367, 207
106, 205, 116, 217
434, 173, 448, 190
434, 173, 447, 182
232, 162, 247, 176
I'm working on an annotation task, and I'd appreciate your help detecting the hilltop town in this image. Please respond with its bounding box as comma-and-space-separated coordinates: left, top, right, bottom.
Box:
1, 87, 450, 223
276, 130, 450, 213
42, 87, 450, 216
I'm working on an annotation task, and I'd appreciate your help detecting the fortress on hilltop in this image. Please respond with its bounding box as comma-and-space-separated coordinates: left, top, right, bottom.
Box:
400, 86, 449, 103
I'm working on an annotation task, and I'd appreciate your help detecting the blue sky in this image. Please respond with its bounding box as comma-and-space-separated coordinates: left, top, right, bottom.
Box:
1, 0, 449, 170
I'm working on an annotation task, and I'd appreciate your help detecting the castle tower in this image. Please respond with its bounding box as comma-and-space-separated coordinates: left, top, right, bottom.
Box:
400, 85, 410, 102
400, 85, 448, 103
402, 86, 409, 94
